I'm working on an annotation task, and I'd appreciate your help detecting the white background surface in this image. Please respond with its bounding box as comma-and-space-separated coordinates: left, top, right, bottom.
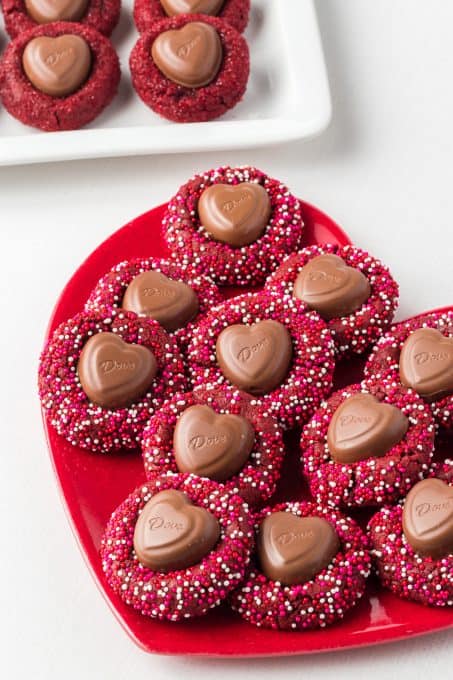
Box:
0, 1, 452, 678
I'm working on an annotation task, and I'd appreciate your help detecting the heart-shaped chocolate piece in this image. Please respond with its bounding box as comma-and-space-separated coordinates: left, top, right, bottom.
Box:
77, 332, 157, 409
327, 393, 409, 463
257, 512, 340, 585
151, 21, 222, 88
133, 489, 220, 571
403, 478, 453, 559
216, 320, 292, 395
198, 183, 271, 247
293, 254, 371, 320
22, 35, 91, 97
25, 0, 88, 24
122, 271, 199, 332
173, 405, 254, 481
160, 0, 224, 16
399, 328, 453, 400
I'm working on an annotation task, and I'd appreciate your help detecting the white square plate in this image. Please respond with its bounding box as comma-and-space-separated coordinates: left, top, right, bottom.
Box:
0, 0, 331, 165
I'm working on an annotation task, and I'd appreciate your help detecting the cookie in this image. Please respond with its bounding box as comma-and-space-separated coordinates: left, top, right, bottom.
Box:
229, 501, 371, 630
38, 309, 186, 453
365, 310, 453, 431
301, 379, 435, 507
133, 0, 250, 34
0, 22, 120, 131
163, 165, 304, 286
141, 385, 285, 507
130, 15, 249, 123
187, 291, 335, 429
100, 473, 254, 620
265, 244, 399, 357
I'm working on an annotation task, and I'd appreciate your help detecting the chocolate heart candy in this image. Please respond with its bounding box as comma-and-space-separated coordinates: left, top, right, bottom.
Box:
122, 271, 199, 332
327, 393, 409, 463
22, 35, 91, 97
399, 328, 453, 400
25, 0, 88, 24
160, 0, 224, 16
216, 320, 292, 395
293, 254, 371, 320
173, 405, 254, 481
403, 478, 453, 559
257, 512, 340, 585
133, 489, 220, 571
77, 332, 157, 409
198, 183, 271, 247
151, 21, 222, 88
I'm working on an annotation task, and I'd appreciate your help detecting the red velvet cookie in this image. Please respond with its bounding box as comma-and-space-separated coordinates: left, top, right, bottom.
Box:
368, 463, 453, 608
84, 257, 222, 352
187, 291, 335, 429
229, 502, 371, 630
141, 385, 285, 507
133, 0, 250, 34
129, 14, 249, 123
2, 0, 120, 38
301, 379, 435, 508
163, 166, 304, 286
100, 473, 254, 621
38, 310, 186, 453
265, 244, 399, 358
364, 310, 453, 431
0, 22, 120, 131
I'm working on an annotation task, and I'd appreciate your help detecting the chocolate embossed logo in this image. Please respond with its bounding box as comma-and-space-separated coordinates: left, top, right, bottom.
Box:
327, 393, 409, 463
151, 22, 222, 88
293, 253, 371, 320
399, 328, 453, 400
25, 0, 88, 25
133, 489, 220, 571
403, 478, 453, 559
122, 270, 199, 332
257, 512, 340, 585
198, 183, 272, 247
216, 320, 292, 395
77, 332, 157, 409
160, 0, 224, 17
173, 405, 254, 481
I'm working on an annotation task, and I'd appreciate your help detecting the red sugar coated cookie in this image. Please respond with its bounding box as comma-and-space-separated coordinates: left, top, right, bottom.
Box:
187, 291, 335, 430
265, 244, 399, 358
129, 15, 249, 123
38, 310, 186, 453
84, 257, 222, 352
368, 466, 453, 608
2, 0, 120, 39
0, 22, 120, 131
163, 166, 304, 286
364, 310, 453, 431
229, 501, 371, 630
301, 380, 435, 508
133, 0, 250, 34
141, 385, 285, 507
100, 473, 254, 621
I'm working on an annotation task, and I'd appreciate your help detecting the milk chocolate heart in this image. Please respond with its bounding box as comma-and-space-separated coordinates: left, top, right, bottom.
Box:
403, 478, 453, 559
25, 0, 88, 24
22, 35, 91, 97
173, 405, 254, 481
399, 328, 453, 400
151, 21, 222, 88
77, 332, 157, 409
257, 512, 340, 585
160, 0, 224, 16
122, 271, 199, 332
327, 393, 409, 463
216, 320, 292, 395
293, 254, 371, 320
198, 183, 271, 247
133, 489, 220, 571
